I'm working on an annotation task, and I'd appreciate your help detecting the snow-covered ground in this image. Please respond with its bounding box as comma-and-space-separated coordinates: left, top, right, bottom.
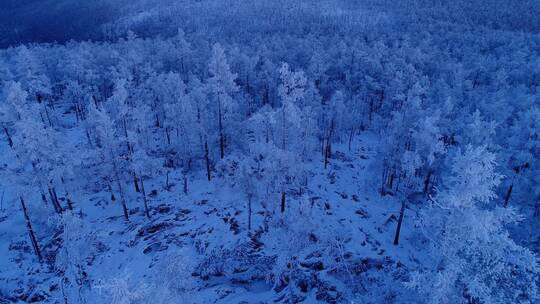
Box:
0, 131, 428, 303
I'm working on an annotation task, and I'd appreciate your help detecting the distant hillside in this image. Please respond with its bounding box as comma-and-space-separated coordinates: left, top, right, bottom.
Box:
0, 0, 117, 48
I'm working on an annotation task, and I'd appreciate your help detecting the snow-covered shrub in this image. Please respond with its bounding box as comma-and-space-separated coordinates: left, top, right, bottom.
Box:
150, 249, 199, 303
197, 241, 274, 282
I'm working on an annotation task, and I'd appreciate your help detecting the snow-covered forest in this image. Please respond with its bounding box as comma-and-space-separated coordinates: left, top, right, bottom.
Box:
0, 0, 539, 303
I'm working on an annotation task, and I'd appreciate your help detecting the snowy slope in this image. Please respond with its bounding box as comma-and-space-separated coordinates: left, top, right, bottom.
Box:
0, 133, 424, 303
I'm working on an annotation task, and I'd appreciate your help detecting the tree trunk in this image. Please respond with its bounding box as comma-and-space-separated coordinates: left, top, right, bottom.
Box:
79, 103, 86, 120
111, 152, 129, 221
218, 99, 225, 159
504, 184, 513, 208
122, 119, 131, 154
85, 129, 92, 146
324, 143, 332, 169
0, 189, 4, 211
52, 187, 62, 212
116, 177, 129, 221
133, 173, 140, 192
139, 174, 151, 219
248, 195, 252, 233
117, 181, 129, 220
43, 105, 53, 127
165, 127, 171, 145
348, 127, 354, 151
328, 143, 332, 159
380, 167, 387, 196
388, 172, 395, 189
281, 107, 286, 150
281, 192, 286, 213
20, 197, 42, 262
39, 112, 46, 125
107, 182, 116, 202
74, 102, 80, 122
183, 175, 188, 195
534, 196, 540, 217
3, 127, 13, 148
66, 194, 74, 211
205, 141, 212, 181
423, 170, 432, 194
395, 174, 401, 193
48, 186, 62, 214
393, 200, 406, 245
368, 99, 373, 123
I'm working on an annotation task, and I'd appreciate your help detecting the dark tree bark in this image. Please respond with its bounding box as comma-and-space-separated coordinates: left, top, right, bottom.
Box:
48, 186, 62, 214
183, 175, 188, 195
348, 127, 355, 151
205, 141, 212, 181
122, 119, 131, 154
165, 127, 171, 145
219, 105, 225, 159
3, 127, 13, 148
85, 129, 92, 146
139, 173, 151, 219
74, 101, 80, 122
248, 195, 252, 233
107, 182, 116, 202
504, 184, 513, 208
324, 143, 331, 169
41, 192, 48, 205
281, 192, 286, 213
52, 187, 62, 212
393, 200, 406, 245
133, 173, 140, 193
116, 178, 129, 221
165, 171, 170, 191
20, 197, 42, 262
388, 172, 395, 189
534, 196, 540, 217
43, 105, 53, 127
423, 170, 432, 194
111, 150, 129, 221
116, 179, 129, 221
380, 167, 387, 196
66, 194, 74, 211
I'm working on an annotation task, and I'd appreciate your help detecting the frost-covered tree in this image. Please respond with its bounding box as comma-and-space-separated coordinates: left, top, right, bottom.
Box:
55, 213, 92, 303
11, 98, 64, 214
13, 46, 54, 126
130, 146, 162, 218
188, 76, 214, 181
207, 43, 239, 159
86, 103, 130, 220
0, 81, 26, 148
321, 90, 346, 168
274, 63, 306, 151
409, 145, 539, 303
